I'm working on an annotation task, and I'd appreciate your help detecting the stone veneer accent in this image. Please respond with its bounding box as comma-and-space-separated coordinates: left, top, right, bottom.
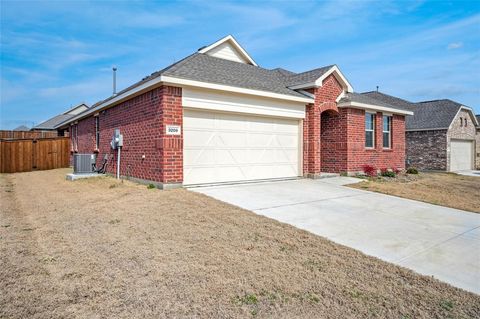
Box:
447, 109, 476, 170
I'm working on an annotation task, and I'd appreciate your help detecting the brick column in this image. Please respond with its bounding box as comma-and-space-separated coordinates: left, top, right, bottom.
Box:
303, 103, 321, 177
158, 86, 183, 188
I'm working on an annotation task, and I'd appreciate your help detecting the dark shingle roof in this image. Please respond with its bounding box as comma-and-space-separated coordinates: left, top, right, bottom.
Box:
362, 91, 416, 111
285, 65, 334, 87
476, 115, 480, 127
162, 53, 307, 97
33, 113, 75, 130
340, 92, 412, 111
361, 91, 466, 130
89, 53, 316, 110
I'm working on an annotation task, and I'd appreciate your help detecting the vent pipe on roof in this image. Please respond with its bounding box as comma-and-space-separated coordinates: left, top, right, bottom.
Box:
376, 86, 379, 92
112, 66, 117, 96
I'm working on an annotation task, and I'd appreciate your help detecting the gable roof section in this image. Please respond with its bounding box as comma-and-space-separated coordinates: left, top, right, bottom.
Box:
286, 65, 353, 92
476, 115, 480, 128
198, 35, 257, 66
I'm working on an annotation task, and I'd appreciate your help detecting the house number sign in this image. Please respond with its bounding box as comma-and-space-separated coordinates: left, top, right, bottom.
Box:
166, 125, 181, 135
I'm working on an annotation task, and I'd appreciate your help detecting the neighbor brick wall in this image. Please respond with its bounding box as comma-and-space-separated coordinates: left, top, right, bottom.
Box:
476, 128, 480, 169
406, 130, 447, 170
74, 85, 183, 185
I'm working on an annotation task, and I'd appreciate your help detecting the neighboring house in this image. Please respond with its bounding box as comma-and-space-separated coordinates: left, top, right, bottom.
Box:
476, 115, 480, 169
13, 125, 30, 131
32, 103, 89, 133
362, 91, 478, 172
56, 35, 412, 188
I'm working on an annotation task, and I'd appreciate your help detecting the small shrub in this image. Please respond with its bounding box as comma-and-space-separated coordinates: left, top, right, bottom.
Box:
233, 293, 258, 305
406, 167, 418, 174
147, 183, 156, 189
440, 299, 454, 311
362, 165, 377, 177
380, 168, 396, 178
393, 168, 401, 175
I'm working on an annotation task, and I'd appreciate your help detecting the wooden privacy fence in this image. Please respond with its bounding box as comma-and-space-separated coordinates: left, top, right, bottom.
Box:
0, 130, 58, 139
0, 137, 70, 173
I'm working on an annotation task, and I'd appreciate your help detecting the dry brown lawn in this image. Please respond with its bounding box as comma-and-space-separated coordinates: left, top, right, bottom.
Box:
1, 169, 479, 319
349, 172, 480, 213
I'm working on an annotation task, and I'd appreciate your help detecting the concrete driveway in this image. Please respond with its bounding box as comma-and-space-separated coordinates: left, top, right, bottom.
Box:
191, 177, 480, 294
456, 170, 480, 177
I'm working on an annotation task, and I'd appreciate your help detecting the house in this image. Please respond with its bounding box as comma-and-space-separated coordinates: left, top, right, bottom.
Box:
56, 35, 412, 188
13, 125, 30, 131
362, 91, 478, 171
476, 115, 480, 169
32, 103, 89, 134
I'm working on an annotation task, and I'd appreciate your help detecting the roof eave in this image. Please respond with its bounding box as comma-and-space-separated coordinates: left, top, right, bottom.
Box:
338, 101, 414, 115
54, 75, 313, 129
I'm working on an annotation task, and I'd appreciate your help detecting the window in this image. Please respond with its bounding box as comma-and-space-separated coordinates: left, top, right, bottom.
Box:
383, 115, 392, 148
460, 118, 463, 127
95, 116, 100, 150
365, 112, 375, 148
71, 124, 78, 151
465, 118, 468, 127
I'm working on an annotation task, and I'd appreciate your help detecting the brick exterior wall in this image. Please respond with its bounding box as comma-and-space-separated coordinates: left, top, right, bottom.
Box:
344, 110, 405, 173
446, 109, 476, 171
476, 128, 480, 169
406, 130, 448, 170
74, 85, 183, 186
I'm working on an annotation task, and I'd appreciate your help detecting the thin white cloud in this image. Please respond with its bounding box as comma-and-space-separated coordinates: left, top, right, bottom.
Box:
447, 42, 463, 49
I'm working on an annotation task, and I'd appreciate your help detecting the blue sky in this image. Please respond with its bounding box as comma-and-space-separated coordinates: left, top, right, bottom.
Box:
1, 0, 479, 129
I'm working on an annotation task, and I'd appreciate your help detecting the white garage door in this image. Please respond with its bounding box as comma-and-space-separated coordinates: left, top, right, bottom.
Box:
184, 109, 301, 185
450, 140, 473, 171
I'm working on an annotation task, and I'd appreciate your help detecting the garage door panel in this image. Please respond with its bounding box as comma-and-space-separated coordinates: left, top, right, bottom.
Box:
184, 109, 300, 185
450, 140, 473, 171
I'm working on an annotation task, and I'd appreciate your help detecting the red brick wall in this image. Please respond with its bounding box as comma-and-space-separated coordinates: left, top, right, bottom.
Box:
74, 85, 183, 185
344, 109, 405, 173
320, 109, 348, 172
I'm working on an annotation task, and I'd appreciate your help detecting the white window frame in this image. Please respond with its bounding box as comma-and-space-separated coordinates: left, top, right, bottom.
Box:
365, 112, 375, 149
382, 115, 392, 149
95, 116, 100, 150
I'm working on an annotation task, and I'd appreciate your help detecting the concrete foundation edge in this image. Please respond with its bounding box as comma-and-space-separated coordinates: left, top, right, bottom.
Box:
105, 173, 183, 190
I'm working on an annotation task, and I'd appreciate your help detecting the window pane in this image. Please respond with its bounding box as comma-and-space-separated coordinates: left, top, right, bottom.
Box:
365, 113, 374, 130
383, 116, 390, 131
365, 131, 373, 148
383, 132, 390, 148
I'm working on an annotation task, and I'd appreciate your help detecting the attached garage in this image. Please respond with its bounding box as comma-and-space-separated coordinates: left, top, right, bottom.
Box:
450, 140, 474, 171
183, 109, 301, 185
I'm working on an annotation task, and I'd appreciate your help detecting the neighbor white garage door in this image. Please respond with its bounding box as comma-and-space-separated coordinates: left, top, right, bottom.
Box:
183, 109, 301, 185
450, 140, 473, 171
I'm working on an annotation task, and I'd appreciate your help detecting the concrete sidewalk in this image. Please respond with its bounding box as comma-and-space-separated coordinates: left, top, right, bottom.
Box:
191, 177, 480, 294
